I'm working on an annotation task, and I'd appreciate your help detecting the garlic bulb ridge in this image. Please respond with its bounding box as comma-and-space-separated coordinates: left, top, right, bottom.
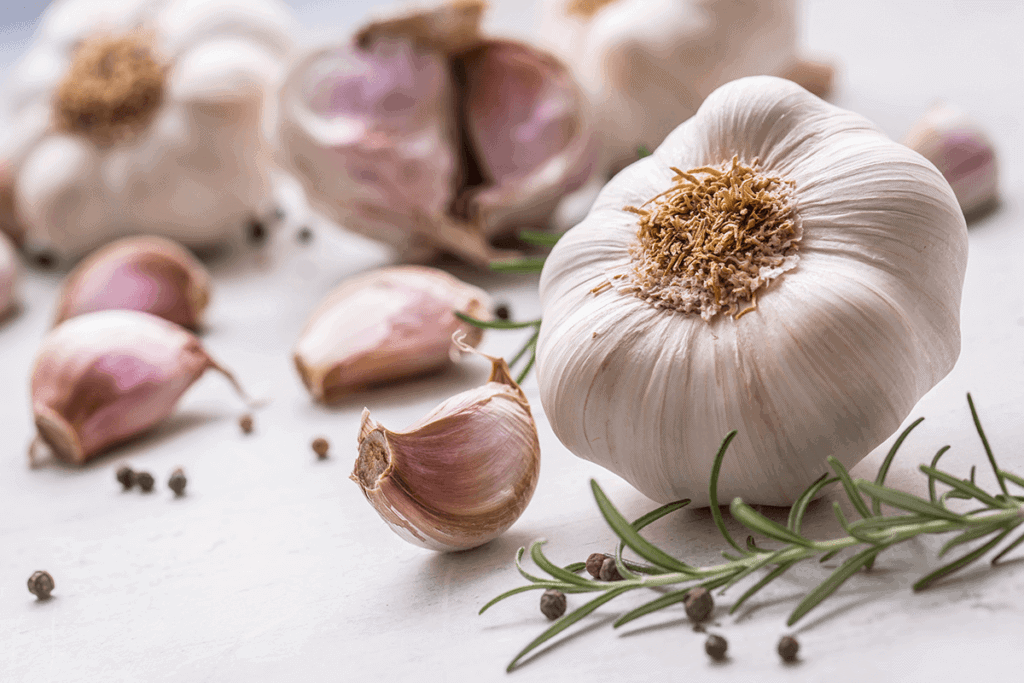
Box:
537, 76, 968, 507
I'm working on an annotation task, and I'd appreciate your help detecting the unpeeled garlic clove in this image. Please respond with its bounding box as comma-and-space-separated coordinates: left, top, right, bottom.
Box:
903, 103, 999, 219
277, 0, 596, 266
53, 236, 211, 329
30, 309, 250, 465
294, 265, 492, 403
352, 351, 540, 551
1, 230, 19, 320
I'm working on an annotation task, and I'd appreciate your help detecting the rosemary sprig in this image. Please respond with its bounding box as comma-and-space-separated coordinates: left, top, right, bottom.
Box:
482, 394, 1024, 671
455, 311, 540, 385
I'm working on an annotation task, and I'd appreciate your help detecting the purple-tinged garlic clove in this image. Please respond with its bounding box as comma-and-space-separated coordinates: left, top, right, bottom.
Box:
30, 309, 250, 465
352, 352, 540, 551
0, 161, 23, 246
1, 231, 19, 320
53, 236, 211, 329
293, 266, 491, 403
903, 103, 999, 219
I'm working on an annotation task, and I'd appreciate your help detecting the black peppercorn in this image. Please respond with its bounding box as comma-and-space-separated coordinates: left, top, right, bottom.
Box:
312, 437, 330, 460
27, 570, 55, 600
135, 471, 155, 493
494, 303, 511, 320
598, 557, 623, 582
585, 552, 608, 578
539, 589, 566, 620
168, 468, 187, 497
704, 634, 728, 661
296, 226, 313, 244
116, 465, 135, 490
684, 587, 714, 623
777, 635, 799, 662
247, 219, 267, 245
239, 414, 254, 434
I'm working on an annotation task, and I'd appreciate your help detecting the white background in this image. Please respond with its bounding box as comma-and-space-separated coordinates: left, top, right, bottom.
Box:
2, 1, 1024, 681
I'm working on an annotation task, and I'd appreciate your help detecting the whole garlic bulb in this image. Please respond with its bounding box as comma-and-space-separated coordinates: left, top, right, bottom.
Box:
277, 0, 597, 266
536, 0, 833, 176
1, 231, 18, 320
294, 265, 492, 403
54, 235, 211, 329
537, 76, 967, 506
31, 309, 250, 465
0, 0, 298, 268
353, 349, 540, 551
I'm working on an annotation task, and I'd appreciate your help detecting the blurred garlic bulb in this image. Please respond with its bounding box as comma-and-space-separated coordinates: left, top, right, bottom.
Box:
277, 0, 597, 266
537, 0, 834, 175
54, 236, 211, 328
353, 349, 540, 551
0, 0, 298, 268
31, 309, 250, 465
903, 103, 999, 219
537, 77, 967, 507
294, 266, 491, 403
0, 231, 18, 320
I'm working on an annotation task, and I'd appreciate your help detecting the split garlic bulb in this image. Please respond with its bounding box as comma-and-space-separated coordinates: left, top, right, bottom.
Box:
537, 76, 968, 507
277, 0, 596, 266
536, 0, 833, 175
0, 0, 298, 268
294, 266, 492, 402
903, 103, 999, 220
353, 351, 540, 551
0, 231, 18, 320
54, 236, 211, 328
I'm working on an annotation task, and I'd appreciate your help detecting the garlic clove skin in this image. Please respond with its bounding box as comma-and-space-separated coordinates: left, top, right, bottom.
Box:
903, 103, 998, 219
352, 355, 540, 551
30, 309, 244, 465
536, 76, 967, 507
1, 231, 19, 320
294, 266, 492, 403
53, 236, 211, 329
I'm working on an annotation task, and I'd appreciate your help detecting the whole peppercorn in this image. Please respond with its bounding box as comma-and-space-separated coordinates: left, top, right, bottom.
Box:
239, 414, 254, 434
494, 303, 511, 320
247, 218, 267, 245
684, 587, 714, 623
116, 465, 135, 490
27, 570, 55, 600
778, 635, 800, 662
598, 557, 623, 582
135, 471, 155, 493
704, 634, 728, 661
296, 226, 313, 244
312, 437, 330, 460
539, 589, 567, 620
585, 552, 608, 578
168, 468, 187, 497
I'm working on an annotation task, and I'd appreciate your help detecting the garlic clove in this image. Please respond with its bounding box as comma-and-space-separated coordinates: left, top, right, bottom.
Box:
903, 103, 999, 220
30, 309, 249, 465
1, 231, 19, 320
53, 236, 211, 329
352, 353, 540, 551
294, 266, 492, 403
0, 161, 23, 246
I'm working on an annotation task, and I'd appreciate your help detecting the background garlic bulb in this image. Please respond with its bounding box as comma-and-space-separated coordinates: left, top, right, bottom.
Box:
353, 351, 540, 551
0, 231, 18, 320
277, 0, 597, 266
536, 76, 968, 507
536, 0, 834, 176
0, 0, 298, 268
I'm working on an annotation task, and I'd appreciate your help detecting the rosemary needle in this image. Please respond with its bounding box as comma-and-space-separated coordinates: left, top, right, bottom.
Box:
482, 393, 1024, 671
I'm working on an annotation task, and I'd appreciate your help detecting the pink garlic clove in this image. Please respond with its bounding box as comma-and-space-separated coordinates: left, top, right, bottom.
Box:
353, 352, 540, 551
0, 161, 22, 246
53, 236, 211, 329
30, 309, 248, 465
903, 103, 999, 219
293, 265, 492, 403
1, 231, 19, 320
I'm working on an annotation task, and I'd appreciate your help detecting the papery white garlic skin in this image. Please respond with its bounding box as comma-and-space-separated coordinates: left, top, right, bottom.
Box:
54, 236, 211, 329
536, 76, 967, 507
276, 0, 596, 265
294, 266, 492, 403
31, 309, 236, 464
0, 0, 298, 266
352, 355, 540, 551
903, 103, 998, 219
0, 231, 18, 319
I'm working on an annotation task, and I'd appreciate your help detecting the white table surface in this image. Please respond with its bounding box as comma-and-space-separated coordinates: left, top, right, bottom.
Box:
2, 1, 1024, 681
